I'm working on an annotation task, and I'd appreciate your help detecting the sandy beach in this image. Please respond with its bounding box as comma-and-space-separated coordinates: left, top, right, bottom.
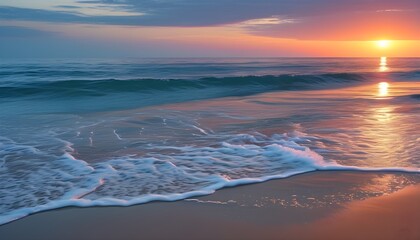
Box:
1, 170, 419, 240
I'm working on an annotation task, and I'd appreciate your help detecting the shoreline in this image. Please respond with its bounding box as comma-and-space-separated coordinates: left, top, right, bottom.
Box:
0, 167, 418, 227
0, 170, 419, 240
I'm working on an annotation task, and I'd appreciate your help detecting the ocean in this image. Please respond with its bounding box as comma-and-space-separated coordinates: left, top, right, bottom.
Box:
0, 57, 419, 225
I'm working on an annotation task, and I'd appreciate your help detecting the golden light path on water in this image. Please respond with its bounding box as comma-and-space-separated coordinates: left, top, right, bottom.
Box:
379, 56, 388, 72
378, 82, 389, 97
370, 57, 396, 167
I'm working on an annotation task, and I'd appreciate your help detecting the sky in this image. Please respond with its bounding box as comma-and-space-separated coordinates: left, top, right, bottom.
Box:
0, 0, 419, 58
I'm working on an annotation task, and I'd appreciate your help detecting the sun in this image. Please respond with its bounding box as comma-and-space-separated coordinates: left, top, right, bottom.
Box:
377, 40, 391, 48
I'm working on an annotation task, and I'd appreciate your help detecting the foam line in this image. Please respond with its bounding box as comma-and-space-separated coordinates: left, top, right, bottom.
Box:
1, 164, 418, 226
1, 132, 419, 226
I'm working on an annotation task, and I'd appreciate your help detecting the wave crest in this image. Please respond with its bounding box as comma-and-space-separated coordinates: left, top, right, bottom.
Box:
0, 73, 366, 99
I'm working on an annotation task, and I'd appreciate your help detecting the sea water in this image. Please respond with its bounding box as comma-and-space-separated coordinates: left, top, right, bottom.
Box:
0, 58, 419, 224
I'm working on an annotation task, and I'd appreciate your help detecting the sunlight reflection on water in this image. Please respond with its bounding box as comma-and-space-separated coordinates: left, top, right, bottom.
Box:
379, 56, 388, 72
378, 82, 389, 97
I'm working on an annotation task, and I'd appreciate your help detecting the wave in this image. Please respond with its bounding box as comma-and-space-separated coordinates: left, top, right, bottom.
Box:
396, 94, 420, 100
0, 73, 366, 99
408, 94, 420, 100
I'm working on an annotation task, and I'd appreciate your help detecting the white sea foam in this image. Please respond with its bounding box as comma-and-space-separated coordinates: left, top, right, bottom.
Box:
113, 129, 123, 140
0, 131, 418, 226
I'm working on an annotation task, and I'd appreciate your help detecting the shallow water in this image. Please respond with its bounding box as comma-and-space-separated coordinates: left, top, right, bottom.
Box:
0, 57, 419, 224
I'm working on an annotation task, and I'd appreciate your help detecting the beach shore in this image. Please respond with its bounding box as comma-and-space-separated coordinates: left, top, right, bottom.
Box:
1, 170, 419, 240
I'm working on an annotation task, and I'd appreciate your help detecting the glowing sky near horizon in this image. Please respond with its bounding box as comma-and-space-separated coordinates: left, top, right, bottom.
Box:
0, 0, 419, 57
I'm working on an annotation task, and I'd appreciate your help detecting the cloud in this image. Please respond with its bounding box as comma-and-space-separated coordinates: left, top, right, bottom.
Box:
70, 0, 419, 26
239, 17, 298, 26
243, 9, 420, 41
0, 0, 419, 40
54, 5, 82, 9
0, 26, 55, 38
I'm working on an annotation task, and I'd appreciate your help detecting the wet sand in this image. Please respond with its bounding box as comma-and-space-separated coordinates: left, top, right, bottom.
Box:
0, 171, 419, 240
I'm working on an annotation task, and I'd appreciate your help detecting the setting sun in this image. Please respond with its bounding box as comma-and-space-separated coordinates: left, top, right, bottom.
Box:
377, 40, 391, 48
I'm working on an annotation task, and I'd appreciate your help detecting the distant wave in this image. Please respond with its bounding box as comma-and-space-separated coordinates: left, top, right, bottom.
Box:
0, 73, 366, 100
395, 94, 420, 100
409, 94, 420, 100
